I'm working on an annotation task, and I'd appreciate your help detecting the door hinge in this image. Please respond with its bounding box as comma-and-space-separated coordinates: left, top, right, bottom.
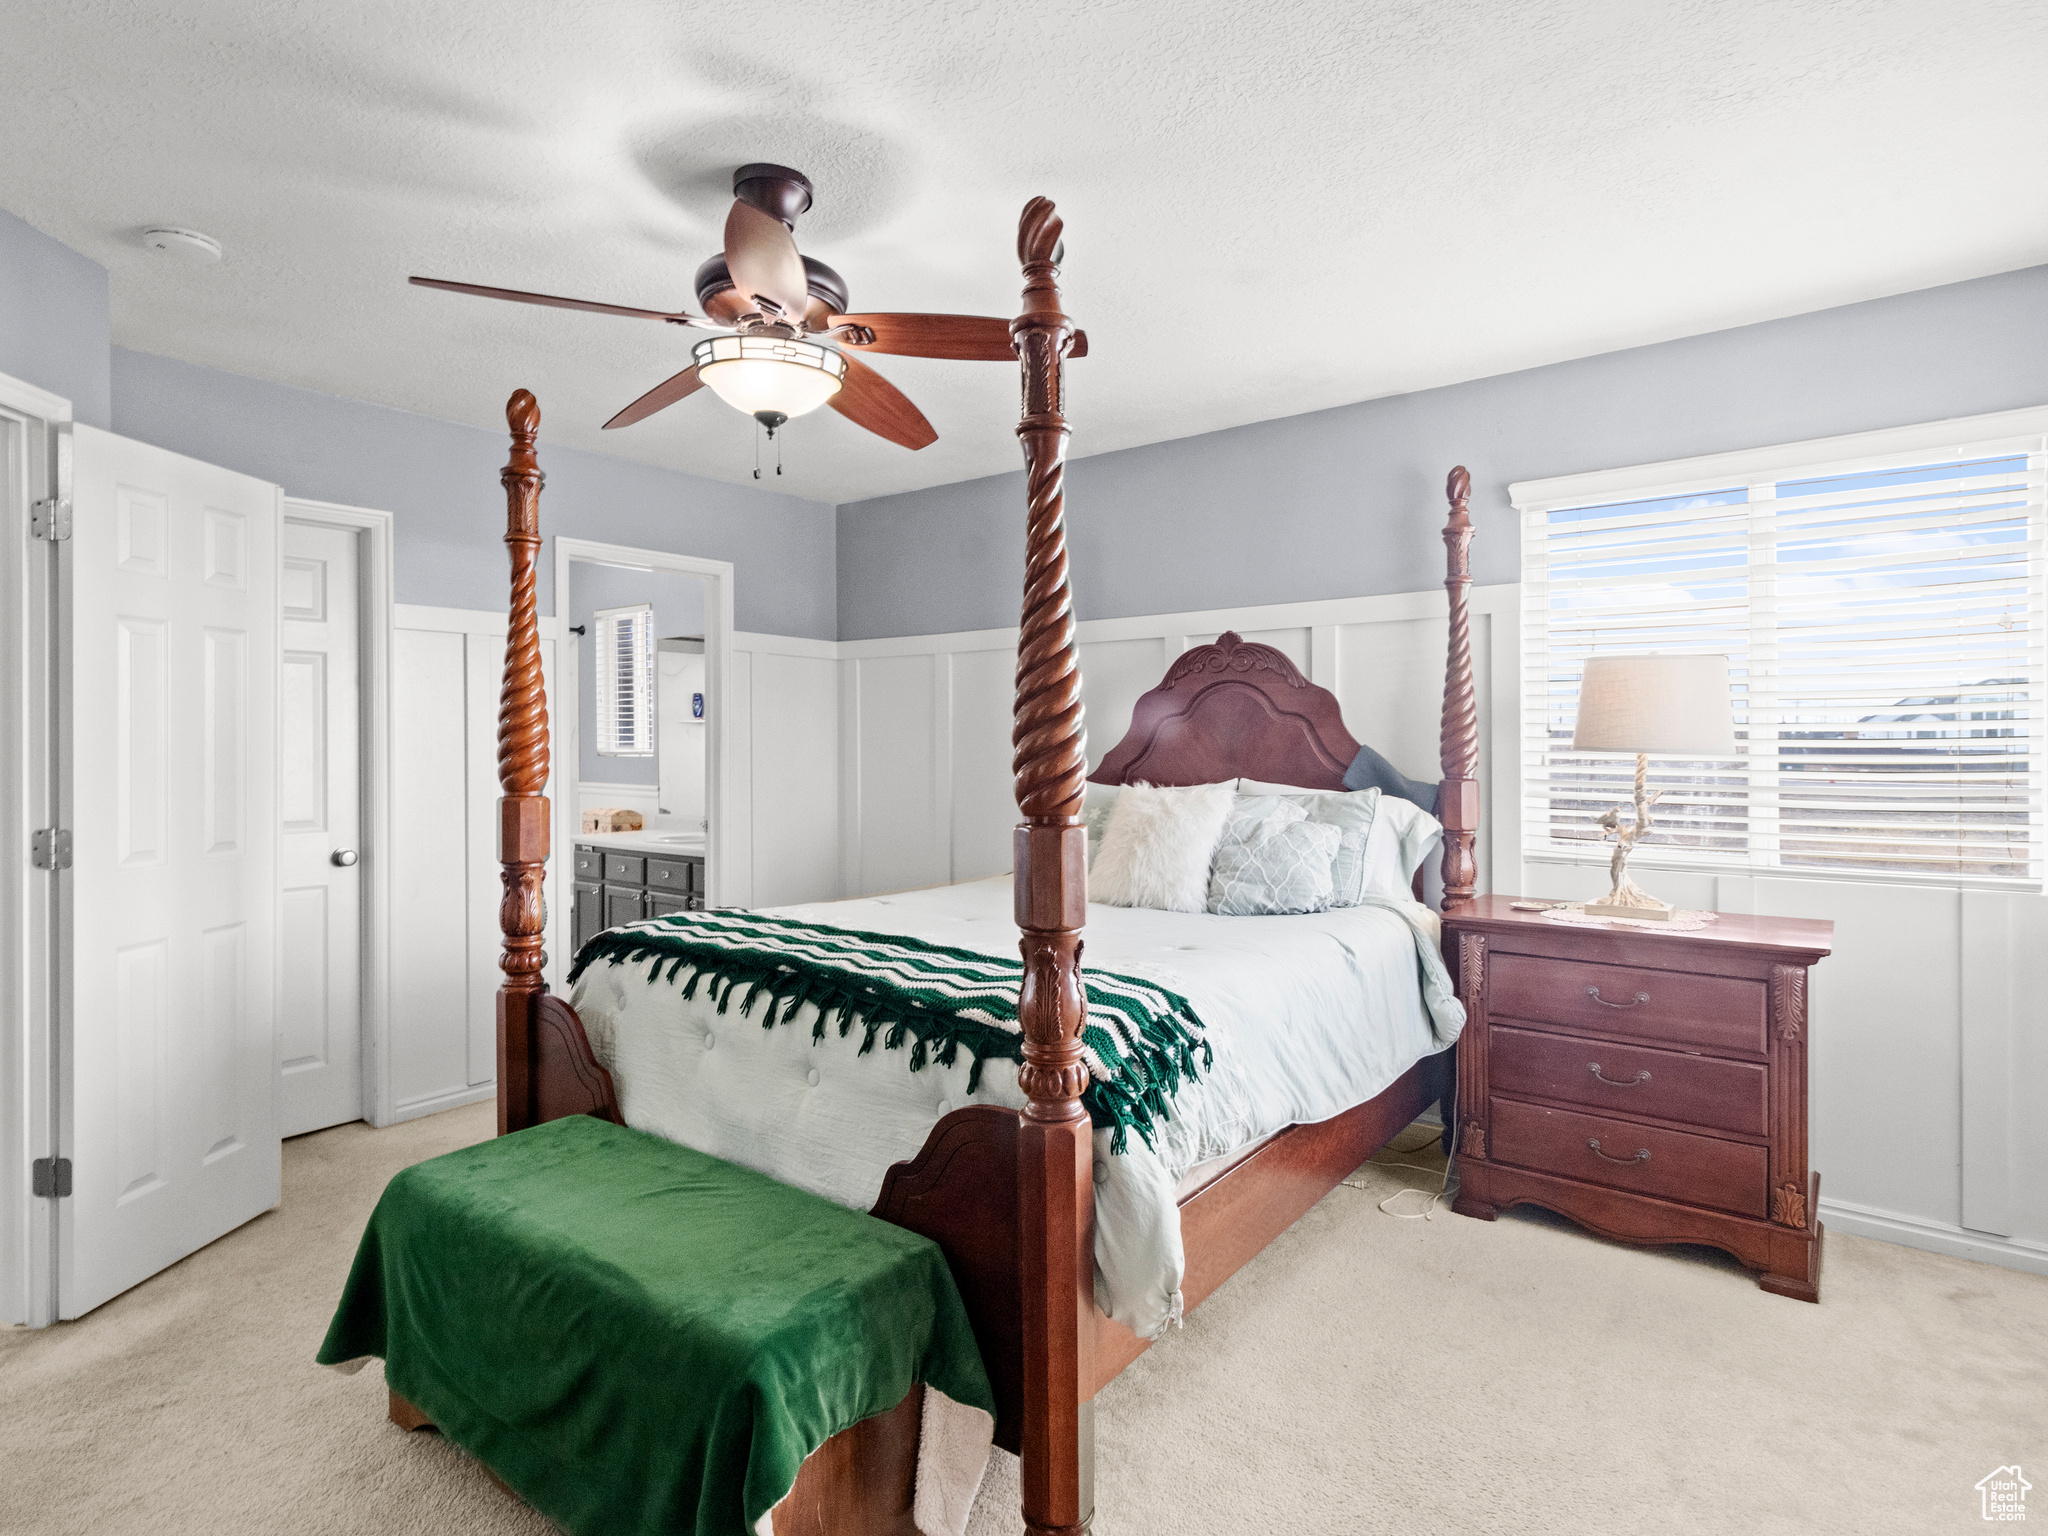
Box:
31, 828, 72, 870
30, 496, 72, 541
31, 1157, 71, 1199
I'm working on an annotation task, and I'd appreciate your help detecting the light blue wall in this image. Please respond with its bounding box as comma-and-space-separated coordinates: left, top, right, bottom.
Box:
109, 348, 837, 636
0, 210, 111, 429
11, 205, 2042, 646
569, 562, 706, 788
835, 264, 2048, 640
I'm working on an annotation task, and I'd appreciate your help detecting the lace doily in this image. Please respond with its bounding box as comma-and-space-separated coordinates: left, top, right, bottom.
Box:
1537, 902, 1719, 933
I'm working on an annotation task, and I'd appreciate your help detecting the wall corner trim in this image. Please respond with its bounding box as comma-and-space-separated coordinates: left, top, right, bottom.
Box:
0, 367, 73, 424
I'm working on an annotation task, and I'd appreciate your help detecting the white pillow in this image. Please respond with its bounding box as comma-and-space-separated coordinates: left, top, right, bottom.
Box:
1371, 795, 1445, 895
1089, 782, 1236, 913
1081, 781, 1122, 866
1222, 793, 1310, 843
1235, 777, 1442, 901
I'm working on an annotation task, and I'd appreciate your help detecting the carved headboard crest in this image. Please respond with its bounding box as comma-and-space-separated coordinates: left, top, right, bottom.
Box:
1162, 631, 1309, 691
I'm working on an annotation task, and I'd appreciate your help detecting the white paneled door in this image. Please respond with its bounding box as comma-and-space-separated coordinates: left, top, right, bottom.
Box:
278, 520, 362, 1135
62, 427, 280, 1319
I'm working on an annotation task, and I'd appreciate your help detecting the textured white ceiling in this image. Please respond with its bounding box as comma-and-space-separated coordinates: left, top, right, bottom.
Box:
3, 0, 2044, 503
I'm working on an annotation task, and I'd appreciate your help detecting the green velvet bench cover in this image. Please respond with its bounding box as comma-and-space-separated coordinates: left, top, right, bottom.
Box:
317, 1114, 996, 1536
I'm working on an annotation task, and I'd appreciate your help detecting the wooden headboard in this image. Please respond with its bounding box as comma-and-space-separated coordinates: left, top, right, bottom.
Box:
1089, 634, 1360, 790
1083, 468, 1480, 910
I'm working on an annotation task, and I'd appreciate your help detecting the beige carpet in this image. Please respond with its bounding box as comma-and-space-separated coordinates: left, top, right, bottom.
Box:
3, 1105, 2041, 1535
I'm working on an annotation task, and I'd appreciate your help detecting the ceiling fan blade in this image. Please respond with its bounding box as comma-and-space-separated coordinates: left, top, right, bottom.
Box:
824, 313, 1013, 361
409, 275, 701, 326
826, 312, 1089, 361
603, 366, 706, 430
723, 200, 814, 322
829, 354, 936, 450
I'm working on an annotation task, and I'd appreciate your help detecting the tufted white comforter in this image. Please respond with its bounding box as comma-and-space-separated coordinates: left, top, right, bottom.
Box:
570, 876, 1462, 1340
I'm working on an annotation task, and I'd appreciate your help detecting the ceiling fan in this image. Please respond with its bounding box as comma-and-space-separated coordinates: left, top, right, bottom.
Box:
409, 163, 1086, 455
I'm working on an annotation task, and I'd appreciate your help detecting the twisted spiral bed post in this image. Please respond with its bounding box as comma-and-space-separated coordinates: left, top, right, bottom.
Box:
1009, 196, 1095, 1536
1438, 465, 1481, 908
496, 388, 551, 1134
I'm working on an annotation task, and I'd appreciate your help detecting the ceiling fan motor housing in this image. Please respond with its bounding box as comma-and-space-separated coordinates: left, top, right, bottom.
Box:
693, 252, 849, 318
732, 163, 813, 225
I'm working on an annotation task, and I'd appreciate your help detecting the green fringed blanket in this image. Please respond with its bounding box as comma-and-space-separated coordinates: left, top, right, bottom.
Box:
568, 909, 1211, 1152
317, 1114, 995, 1536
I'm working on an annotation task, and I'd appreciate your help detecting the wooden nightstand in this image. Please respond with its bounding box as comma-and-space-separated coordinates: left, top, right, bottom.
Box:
1445, 896, 1834, 1301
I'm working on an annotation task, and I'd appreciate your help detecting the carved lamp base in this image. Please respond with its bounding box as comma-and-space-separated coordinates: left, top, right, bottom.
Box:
1585, 894, 1674, 922
1585, 877, 1674, 922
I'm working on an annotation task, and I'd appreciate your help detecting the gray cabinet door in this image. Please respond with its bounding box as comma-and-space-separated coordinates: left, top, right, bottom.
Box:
603, 885, 647, 931
573, 882, 603, 952
648, 892, 691, 919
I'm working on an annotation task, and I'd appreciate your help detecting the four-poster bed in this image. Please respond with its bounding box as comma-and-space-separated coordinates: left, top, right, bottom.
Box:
480, 199, 1482, 1534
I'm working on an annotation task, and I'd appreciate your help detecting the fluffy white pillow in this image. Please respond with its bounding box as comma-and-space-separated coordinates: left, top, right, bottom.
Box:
1089, 781, 1236, 913
1081, 781, 1122, 866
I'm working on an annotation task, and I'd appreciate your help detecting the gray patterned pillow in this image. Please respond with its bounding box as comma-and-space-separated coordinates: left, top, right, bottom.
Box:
1207, 820, 1342, 916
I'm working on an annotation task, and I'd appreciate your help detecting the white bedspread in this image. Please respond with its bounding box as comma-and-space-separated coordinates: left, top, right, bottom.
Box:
570, 877, 1463, 1340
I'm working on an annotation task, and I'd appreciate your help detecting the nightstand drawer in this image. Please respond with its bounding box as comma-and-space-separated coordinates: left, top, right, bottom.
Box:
1490, 1025, 1769, 1138
1489, 953, 1767, 1056
1489, 1098, 1768, 1218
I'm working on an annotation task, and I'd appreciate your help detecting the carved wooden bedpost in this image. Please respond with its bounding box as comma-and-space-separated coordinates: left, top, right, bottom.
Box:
1438, 466, 1480, 908
1009, 196, 1095, 1536
496, 389, 550, 1135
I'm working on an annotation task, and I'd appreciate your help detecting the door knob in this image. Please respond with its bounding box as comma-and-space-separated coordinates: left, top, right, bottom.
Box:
331, 849, 358, 867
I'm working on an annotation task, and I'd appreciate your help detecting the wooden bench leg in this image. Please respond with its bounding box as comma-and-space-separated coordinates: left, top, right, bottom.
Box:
388, 1390, 436, 1432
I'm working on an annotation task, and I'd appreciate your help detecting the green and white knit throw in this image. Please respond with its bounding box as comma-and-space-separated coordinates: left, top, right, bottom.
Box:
567, 910, 1211, 1153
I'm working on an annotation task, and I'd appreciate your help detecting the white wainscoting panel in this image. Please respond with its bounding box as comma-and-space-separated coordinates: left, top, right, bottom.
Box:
948, 647, 1019, 884
742, 643, 842, 907
385, 606, 558, 1124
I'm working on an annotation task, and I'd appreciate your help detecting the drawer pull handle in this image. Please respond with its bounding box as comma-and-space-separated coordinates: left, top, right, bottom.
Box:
1586, 985, 1651, 1009
1587, 1138, 1651, 1165
1588, 1063, 1651, 1087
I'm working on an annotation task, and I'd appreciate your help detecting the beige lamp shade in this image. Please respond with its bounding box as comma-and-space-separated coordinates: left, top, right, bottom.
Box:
1571, 654, 1735, 755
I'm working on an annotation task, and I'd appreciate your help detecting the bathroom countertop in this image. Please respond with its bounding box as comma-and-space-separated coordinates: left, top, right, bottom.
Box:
574, 829, 707, 859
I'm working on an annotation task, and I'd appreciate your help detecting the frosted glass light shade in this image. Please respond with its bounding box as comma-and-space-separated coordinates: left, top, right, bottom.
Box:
692, 335, 846, 418
1572, 654, 1735, 755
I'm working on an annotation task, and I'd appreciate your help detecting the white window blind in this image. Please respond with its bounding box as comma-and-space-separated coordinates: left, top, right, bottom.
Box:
594, 604, 654, 757
1518, 414, 2046, 886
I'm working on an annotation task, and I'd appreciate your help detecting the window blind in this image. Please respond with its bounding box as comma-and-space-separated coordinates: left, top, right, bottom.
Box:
594, 604, 654, 757
1520, 425, 2045, 885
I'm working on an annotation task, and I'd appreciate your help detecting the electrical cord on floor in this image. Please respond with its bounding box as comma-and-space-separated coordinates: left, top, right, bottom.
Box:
1342, 1121, 1456, 1220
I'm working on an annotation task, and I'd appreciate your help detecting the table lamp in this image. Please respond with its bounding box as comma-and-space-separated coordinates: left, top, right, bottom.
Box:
1570, 654, 1734, 921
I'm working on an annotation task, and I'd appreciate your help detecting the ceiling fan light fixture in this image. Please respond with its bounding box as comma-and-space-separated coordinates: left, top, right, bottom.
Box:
691, 335, 845, 421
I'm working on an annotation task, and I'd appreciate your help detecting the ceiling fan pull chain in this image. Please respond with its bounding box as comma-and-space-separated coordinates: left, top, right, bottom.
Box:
754, 420, 763, 481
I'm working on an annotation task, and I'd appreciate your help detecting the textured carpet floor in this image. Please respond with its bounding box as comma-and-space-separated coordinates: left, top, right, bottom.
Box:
3, 1103, 2041, 1535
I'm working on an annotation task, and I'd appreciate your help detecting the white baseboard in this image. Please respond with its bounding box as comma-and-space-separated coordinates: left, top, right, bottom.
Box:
387, 1082, 496, 1125
1820, 1197, 2048, 1279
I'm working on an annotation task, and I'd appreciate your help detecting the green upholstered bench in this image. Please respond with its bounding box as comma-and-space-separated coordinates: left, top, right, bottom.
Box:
318, 1114, 995, 1536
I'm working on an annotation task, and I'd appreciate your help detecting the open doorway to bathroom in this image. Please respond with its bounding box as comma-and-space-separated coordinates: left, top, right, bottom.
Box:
552, 540, 735, 960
